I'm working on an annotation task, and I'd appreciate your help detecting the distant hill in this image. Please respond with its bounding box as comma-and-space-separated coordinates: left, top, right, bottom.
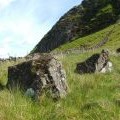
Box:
32, 0, 120, 53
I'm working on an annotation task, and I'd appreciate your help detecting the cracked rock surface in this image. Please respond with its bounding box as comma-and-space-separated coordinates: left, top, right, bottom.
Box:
7, 53, 68, 100
76, 50, 112, 74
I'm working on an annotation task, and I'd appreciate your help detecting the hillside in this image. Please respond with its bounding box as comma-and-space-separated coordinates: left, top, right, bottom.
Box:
0, 50, 120, 120
32, 0, 120, 53
53, 22, 120, 53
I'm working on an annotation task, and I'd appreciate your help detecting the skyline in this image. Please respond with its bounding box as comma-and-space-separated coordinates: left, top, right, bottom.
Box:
0, 0, 82, 58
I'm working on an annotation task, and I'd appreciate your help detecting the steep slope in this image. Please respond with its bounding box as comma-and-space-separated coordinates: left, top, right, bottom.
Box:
53, 22, 120, 53
32, 0, 120, 53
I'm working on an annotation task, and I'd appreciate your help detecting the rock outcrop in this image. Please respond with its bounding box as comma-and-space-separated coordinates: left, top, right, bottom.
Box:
76, 50, 112, 74
32, 0, 120, 53
7, 53, 68, 100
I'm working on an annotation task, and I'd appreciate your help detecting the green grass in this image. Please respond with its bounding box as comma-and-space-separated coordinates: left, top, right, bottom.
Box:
0, 51, 120, 120
53, 23, 120, 52
97, 4, 113, 16
0, 22, 120, 119
0, 59, 25, 86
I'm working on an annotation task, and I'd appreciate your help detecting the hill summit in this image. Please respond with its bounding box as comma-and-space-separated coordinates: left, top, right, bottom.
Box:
32, 0, 120, 53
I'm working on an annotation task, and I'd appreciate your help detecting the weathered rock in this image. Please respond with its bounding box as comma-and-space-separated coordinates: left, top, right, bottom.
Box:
7, 53, 68, 100
99, 61, 112, 73
96, 49, 110, 72
76, 53, 100, 74
76, 49, 112, 74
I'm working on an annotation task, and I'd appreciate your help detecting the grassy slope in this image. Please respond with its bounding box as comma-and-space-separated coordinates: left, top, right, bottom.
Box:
0, 24, 120, 119
0, 52, 120, 120
53, 23, 120, 52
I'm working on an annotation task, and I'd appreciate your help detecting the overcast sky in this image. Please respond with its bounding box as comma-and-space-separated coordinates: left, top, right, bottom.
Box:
0, 0, 82, 58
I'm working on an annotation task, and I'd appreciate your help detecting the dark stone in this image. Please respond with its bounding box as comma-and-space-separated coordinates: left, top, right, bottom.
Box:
75, 49, 110, 74
76, 54, 100, 74
7, 53, 68, 100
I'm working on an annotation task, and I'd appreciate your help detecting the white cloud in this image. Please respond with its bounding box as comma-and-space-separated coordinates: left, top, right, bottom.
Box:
0, 0, 81, 58
0, 0, 15, 10
0, 18, 50, 58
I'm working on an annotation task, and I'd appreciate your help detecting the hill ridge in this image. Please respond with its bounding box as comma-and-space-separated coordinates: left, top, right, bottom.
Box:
32, 0, 120, 53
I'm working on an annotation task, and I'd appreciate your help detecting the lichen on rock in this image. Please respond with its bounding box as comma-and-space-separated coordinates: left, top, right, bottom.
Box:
7, 53, 68, 101
76, 49, 112, 74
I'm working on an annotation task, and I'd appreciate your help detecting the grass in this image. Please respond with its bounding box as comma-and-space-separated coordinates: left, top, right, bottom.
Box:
0, 50, 120, 120
0, 59, 25, 86
53, 23, 120, 52
0, 21, 120, 119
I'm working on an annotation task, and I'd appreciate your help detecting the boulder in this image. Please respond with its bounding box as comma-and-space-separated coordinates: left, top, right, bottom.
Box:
76, 50, 112, 74
76, 53, 100, 74
7, 53, 68, 100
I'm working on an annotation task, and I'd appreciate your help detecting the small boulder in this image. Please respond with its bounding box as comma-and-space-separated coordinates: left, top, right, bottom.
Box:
7, 53, 68, 100
76, 49, 112, 74
76, 53, 100, 74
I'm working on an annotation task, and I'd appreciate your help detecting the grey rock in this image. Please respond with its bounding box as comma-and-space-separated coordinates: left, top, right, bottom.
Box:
99, 61, 112, 73
7, 53, 68, 101
96, 49, 109, 72
76, 49, 112, 74
76, 53, 100, 74
25, 88, 35, 98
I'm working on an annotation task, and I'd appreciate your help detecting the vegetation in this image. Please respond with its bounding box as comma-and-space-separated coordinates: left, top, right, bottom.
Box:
0, 1, 120, 119
0, 50, 120, 120
0, 59, 25, 86
1, 24, 120, 119
53, 23, 120, 52
32, 0, 120, 53
1, 15, 120, 120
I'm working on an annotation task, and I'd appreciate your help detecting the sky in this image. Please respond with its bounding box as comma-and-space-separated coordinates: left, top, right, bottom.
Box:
0, 0, 82, 58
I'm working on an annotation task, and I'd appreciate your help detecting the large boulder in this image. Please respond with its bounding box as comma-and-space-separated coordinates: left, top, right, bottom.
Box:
7, 53, 68, 100
76, 50, 112, 74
